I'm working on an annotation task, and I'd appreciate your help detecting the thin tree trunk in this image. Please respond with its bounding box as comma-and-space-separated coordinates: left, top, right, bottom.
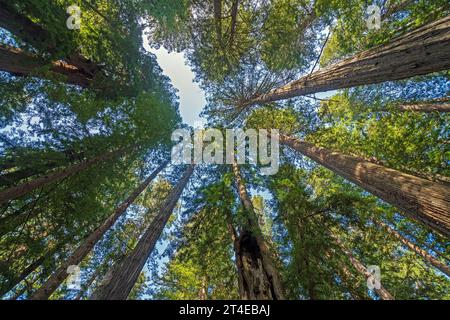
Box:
241, 16, 450, 107
0, 243, 63, 297
0, 44, 92, 88
279, 134, 450, 237
397, 103, 450, 112
332, 236, 394, 300
0, 208, 40, 237
0, 162, 61, 188
198, 276, 208, 300
232, 161, 285, 300
375, 220, 450, 276
0, 0, 102, 77
225, 208, 246, 299
0, 147, 127, 205
74, 266, 103, 300
30, 161, 168, 300
229, 0, 239, 46
214, 0, 223, 47
90, 164, 195, 300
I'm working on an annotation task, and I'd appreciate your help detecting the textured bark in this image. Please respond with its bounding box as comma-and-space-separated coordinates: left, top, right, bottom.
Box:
397, 103, 450, 112
242, 16, 450, 107
225, 209, 247, 299
214, 0, 223, 47
229, 0, 239, 45
232, 162, 285, 300
0, 162, 61, 188
0, 147, 127, 205
280, 134, 450, 237
376, 220, 450, 276
30, 161, 167, 300
333, 236, 394, 300
0, 0, 102, 77
0, 44, 92, 88
90, 165, 195, 300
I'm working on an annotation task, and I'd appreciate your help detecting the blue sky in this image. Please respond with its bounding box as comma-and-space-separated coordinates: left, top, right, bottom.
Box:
145, 45, 207, 127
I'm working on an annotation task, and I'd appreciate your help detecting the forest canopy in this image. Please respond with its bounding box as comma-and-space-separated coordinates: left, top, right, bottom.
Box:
0, 0, 449, 301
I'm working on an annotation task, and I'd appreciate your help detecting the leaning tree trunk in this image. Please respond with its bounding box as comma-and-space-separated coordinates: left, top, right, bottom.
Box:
375, 220, 450, 276
0, 147, 127, 205
232, 161, 285, 300
0, 44, 92, 88
30, 161, 168, 300
213, 0, 223, 47
332, 236, 394, 300
241, 16, 450, 107
397, 102, 450, 112
0, 0, 102, 77
90, 164, 195, 300
279, 134, 450, 238
229, 0, 239, 46
0, 243, 62, 297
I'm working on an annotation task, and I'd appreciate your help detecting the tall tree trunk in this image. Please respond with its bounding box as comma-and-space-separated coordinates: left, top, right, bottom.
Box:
231, 161, 285, 300
0, 0, 102, 77
375, 220, 450, 276
241, 16, 450, 107
0, 44, 92, 88
90, 165, 195, 300
214, 0, 223, 47
279, 134, 450, 237
225, 208, 247, 299
324, 251, 367, 300
30, 161, 168, 300
332, 236, 394, 300
229, 0, 239, 46
198, 276, 208, 300
0, 147, 127, 205
397, 103, 450, 112
0, 162, 61, 188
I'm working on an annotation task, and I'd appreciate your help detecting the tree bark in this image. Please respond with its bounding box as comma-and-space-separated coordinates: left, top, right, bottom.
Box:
242, 16, 450, 107
90, 164, 195, 300
332, 236, 394, 300
0, 147, 127, 205
214, 0, 223, 47
375, 220, 450, 276
229, 0, 239, 46
29, 161, 168, 300
397, 103, 450, 112
0, 0, 102, 77
225, 208, 247, 299
231, 161, 285, 300
279, 134, 450, 238
0, 44, 92, 88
